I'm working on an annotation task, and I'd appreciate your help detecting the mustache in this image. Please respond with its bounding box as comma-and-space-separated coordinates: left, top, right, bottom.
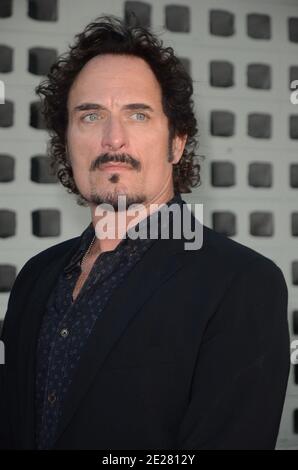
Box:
90, 153, 141, 171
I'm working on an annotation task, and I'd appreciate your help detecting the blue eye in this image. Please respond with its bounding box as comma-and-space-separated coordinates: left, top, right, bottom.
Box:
132, 112, 147, 121
83, 113, 98, 122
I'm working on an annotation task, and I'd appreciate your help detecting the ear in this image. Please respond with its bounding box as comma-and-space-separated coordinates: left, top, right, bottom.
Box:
171, 134, 188, 164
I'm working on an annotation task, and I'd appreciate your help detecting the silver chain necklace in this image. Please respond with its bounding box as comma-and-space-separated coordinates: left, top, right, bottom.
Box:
80, 234, 96, 270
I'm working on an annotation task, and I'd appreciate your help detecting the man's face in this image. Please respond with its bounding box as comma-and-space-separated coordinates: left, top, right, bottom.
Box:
66, 54, 186, 210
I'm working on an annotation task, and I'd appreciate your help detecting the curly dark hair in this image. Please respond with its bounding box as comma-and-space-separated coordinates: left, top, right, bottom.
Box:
35, 14, 201, 205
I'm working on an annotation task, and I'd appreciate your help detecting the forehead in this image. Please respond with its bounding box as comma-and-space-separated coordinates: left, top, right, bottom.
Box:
68, 54, 163, 108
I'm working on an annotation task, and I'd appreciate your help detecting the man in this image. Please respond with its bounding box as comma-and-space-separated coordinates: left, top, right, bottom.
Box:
0, 15, 290, 450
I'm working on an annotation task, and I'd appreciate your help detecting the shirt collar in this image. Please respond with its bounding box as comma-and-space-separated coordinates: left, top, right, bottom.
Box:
64, 192, 183, 274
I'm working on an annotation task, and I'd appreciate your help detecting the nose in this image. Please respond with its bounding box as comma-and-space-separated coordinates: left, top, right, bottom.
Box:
101, 115, 127, 152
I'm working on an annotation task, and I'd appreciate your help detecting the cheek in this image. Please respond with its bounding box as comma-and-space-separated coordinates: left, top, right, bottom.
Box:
68, 129, 96, 165
143, 154, 171, 182
67, 121, 92, 145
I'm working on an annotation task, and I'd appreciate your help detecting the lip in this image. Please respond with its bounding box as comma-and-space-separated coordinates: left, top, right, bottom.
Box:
100, 163, 132, 171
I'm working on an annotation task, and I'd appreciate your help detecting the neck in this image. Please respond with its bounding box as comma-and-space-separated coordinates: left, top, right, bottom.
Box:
89, 189, 176, 254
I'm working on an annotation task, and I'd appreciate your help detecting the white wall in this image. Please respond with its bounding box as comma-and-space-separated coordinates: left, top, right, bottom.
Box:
0, 0, 297, 449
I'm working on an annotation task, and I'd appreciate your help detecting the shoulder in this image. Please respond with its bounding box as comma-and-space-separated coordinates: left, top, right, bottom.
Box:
1, 236, 80, 338
198, 227, 289, 349
200, 220, 277, 264
202, 224, 272, 267
26, 236, 80, 266
180, 200, 280, 275
10, 236, 80, 292
184, 219, 287, 295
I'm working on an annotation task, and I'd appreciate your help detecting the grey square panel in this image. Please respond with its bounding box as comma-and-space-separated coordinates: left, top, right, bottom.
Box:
289, 17, 298, 43
293, 310, 298, 335
211, 111, 235, 137
210, 10, 235, 37
0, 45, 13, 73
290, 115, 298, 139
165, 5, 190, 32
248, 113, 271, 138
291, 213, 298, 236
212, 211, 236, 236
29, 47, 57, 75
1, 207, 15, 232
290, 164, 298, 188
32, 209, 61, 237
0, 265, 16, 292
0, 101, 14, 127
179, 57, 191, 76
0, 154, 15, 182
0, 0, 12, 18
247, 13, 271, 39
30, 101, 46, 129
289, 66, 298, 90
28, 0, 58, 22
211, 161, 235, 187
248, 162, 272, 187
247, 64, 271, 89
124, 1, 151, 28
30, 155, 58, 184
294, 410, 298, 434
0, 210, 16, 238
210, 61, 234, 87
292, 261, 298, 285
250, 212, 274, 236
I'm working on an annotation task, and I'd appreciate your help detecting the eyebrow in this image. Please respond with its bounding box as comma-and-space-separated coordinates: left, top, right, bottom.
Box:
73, 102, 155, 113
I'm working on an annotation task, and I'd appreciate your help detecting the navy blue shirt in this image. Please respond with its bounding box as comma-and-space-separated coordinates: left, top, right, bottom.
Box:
35, 193, 183, 449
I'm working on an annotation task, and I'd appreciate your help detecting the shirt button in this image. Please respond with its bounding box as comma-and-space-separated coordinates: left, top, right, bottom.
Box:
48, 392, 57, 404
60, 328, 69, 338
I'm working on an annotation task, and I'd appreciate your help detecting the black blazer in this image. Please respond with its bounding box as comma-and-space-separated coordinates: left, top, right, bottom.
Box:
0, 207, 290, 450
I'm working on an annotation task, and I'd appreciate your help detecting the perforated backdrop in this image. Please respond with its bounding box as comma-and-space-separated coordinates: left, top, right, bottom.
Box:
0, 0, 297, 449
